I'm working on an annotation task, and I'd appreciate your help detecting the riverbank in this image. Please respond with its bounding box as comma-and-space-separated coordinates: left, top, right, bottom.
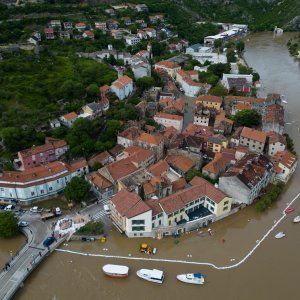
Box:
8, 32, 300, 300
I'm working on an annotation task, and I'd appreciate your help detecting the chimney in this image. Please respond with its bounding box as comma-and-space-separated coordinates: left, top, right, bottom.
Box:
117, 68, 123, 79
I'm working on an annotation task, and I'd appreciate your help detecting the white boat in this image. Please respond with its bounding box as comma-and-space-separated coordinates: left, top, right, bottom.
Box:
102, 264, 129, 278
177, 273, 205, 285
293, 215, 300, 223
275, 232, 285, 239
282, 100, 287, 104
136, 269, 164, 284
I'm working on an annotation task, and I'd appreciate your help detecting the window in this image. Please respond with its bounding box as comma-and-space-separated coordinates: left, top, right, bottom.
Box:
57, 180, 59, 183
0, 188, 4, 192
31, 192, 35, 196
168, 213, 173, 218
152, 216, 156, 221
223, 206, 229, 211
224, 200, 229, 206
132, 226, 145, 231
40, 190, 44, 194
132, 220, 144, 225
169, 220, 171, 226
49, 187, 53, 191
159, 220, 162, 225
158, 213, 163, 218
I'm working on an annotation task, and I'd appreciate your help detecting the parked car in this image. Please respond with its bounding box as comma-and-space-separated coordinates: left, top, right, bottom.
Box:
43, 236, 56, 247
18, 221, 29, 227
4, 204, 15, 211
103, 204, 111, 215
30, 206, 42, 213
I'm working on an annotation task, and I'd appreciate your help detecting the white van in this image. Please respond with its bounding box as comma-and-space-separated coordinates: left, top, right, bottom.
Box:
4, 204, 14, 211
55, 207, 61, 216
103, 204, 111, 215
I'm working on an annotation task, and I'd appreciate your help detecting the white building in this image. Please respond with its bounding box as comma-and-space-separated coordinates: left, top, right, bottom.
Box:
239, 127, 267, 154
60, 112, 78, 128
272, 150, 297, 183
266, 132, 286, 156
125, 35, 141, 46
144, 28, 157, 38
154, 112, 183, 132
111, 75, 133, 100
0, 160, 88, 204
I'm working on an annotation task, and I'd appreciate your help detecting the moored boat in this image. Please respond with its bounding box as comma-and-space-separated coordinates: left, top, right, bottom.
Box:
285, 207, 295, 213
102, 264, 129, 278
275, 232, 285, 239
177, 273, 205, 285
136, 269, 164, 284
293, 215, 300, 223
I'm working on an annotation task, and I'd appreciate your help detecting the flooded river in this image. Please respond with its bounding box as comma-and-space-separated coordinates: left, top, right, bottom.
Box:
2, 32, 300, 300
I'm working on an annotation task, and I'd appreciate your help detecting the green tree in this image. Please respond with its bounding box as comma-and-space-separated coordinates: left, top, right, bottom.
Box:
0, 212, 19, 238
64, 177, 91, 203
207, 63, 231, 78
86, 83, 99, 98
234, 109, 261, 127
1, 127, 23, 152
236, 40, 245, 52
91, 161, 103, 172
226, 50, 237, 63
214, 39, 222, 49
210, 83, 228, 96
136, 76, 155, 91
238, 64, 252, 75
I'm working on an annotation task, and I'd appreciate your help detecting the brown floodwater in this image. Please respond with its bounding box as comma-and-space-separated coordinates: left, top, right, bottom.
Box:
3, 32, 300, 300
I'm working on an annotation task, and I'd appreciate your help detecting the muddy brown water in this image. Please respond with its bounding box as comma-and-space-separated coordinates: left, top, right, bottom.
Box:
1, 32, 300, 300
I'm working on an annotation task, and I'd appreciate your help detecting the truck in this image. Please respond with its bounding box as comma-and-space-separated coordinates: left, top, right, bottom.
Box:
41, 207, 61, 221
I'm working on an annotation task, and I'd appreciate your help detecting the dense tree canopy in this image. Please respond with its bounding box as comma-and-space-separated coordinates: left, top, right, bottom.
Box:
64, 177, 91, 203
234, 109, 261, 127
0, 212, 19, 238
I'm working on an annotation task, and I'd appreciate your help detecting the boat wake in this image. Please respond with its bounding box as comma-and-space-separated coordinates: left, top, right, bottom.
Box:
56, 192, 300, 270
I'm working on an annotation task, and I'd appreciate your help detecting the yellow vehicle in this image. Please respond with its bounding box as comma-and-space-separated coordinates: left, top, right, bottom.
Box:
139, 243, 157, 254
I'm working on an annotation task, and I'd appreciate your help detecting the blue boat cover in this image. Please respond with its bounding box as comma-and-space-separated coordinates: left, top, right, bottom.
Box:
194, 273, 203, 278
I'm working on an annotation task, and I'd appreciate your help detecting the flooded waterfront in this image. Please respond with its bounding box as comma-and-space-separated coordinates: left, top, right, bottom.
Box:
2, 32, 300, 299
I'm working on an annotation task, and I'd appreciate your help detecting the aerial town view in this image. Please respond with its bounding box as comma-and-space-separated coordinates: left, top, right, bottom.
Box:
0, 0, 299, 299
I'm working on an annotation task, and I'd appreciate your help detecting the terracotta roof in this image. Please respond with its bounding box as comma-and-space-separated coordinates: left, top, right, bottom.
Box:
88, 151, 112, 166
118, 127, 143, 140
262, 104, 284, 126
137, 132, 164, 145
106, 157, 137, 181
0, 160, 87, 186
111, 188, 151, 218
108, 144, 124, 157
44, 28, 54, 33
240, 127, 267, 144
83, 30, 94, 37
143, 182, 155, 195
87, 172, 112, 189
172, 178, 187, 192
222, 154, 273, 188
272, 150, 297, 169
202, 153, 231, 174
166, 155, 195, 173
224, 96, 265, 104
186, 70, 198, 76
183, 124, 214, 139
124, 146, 154, 165
154, 112, 183, 121
112, 75, 133, 89
236, 103, 251, 110
145, 199, 162, 216
196, 95, 222, 104
100, 85, 110, 93
75, 22, 86, 27
189, 176, 229, 203
155, 60, 180, 69
266, 132, 286, 145
148, 160, 170, 176
214, 111, 234, 125
19, 139, 65, 158
62, 112, 78, 121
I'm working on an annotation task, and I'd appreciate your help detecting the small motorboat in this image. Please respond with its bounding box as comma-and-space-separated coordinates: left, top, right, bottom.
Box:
136, 269, 164, 284
285, 207, 295, 214
275, 232, 286, 239
293, 215, 300, 223
177, 273, 205, 285
282, 100, 287, 104
102, 264, 129, 278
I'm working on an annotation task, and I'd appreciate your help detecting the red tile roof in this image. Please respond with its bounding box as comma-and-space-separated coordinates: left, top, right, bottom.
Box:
118, 127, 143, 140
272, 150, 297, 169
106, 157, 137, 181
137, 132, 164, 145
241, 127, 267, 144
196, 95, 222, 104
88, 151, 112, 166
112, 75, 133, 89
154, 112, 183, 121
148, 160, 170, 176
87, 172, 112, 189
166, 155, 195, 173
62, 112, 78, 121
124, 146, 154, 165
155, 60, 180, 69
111, 188, 151, 218
172, 178, 187, 192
